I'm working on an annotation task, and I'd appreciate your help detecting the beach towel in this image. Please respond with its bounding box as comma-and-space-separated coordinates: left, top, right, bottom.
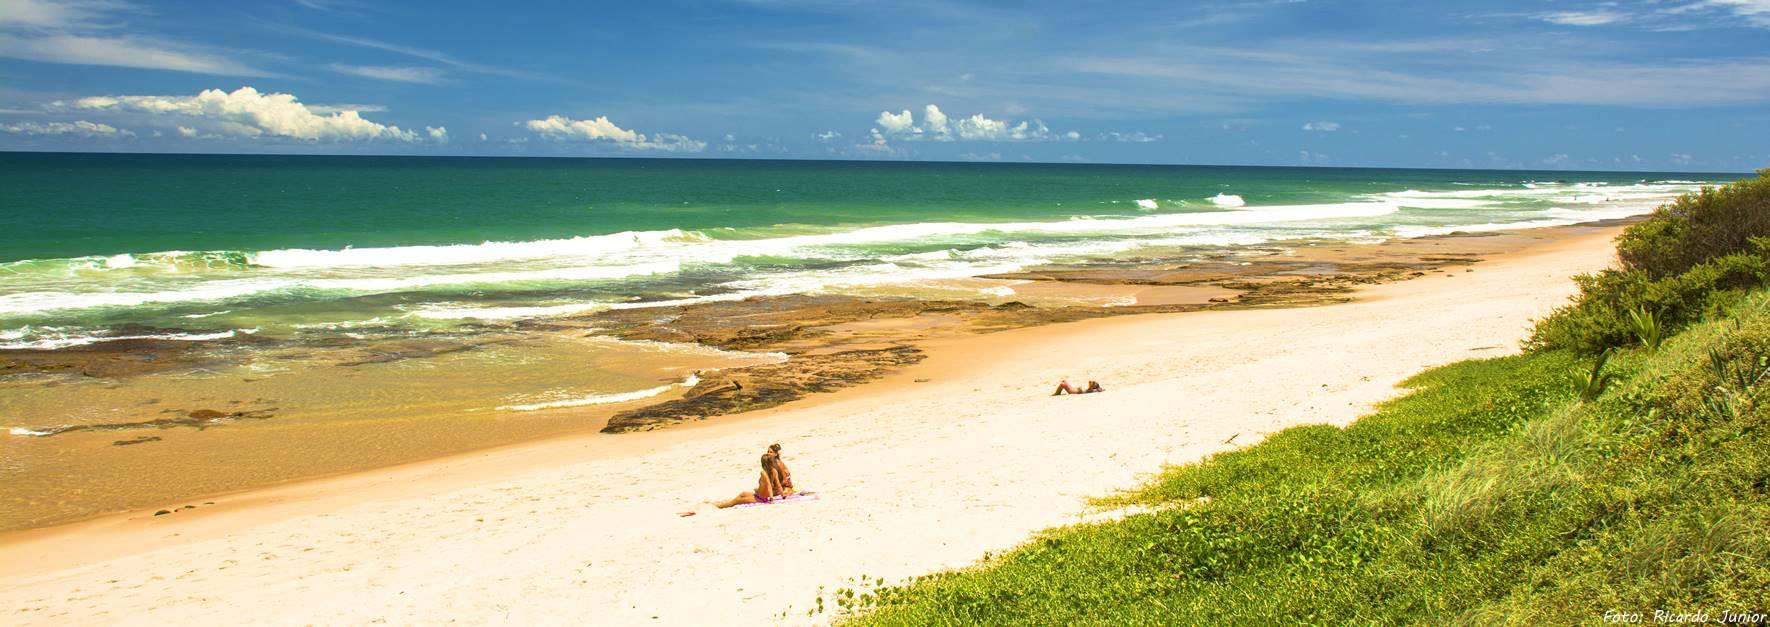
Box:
734, 492, 818, 508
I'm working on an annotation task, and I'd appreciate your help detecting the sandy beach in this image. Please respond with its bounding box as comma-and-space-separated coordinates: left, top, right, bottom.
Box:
1, 223, 1623, 625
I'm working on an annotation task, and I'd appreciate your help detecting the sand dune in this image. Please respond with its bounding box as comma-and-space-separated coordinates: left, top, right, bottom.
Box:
0, 226, 1620, 625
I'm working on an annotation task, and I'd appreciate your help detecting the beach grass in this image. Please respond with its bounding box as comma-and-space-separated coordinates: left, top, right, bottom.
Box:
841, 174, 1770, 624
840, 293, 1769, 624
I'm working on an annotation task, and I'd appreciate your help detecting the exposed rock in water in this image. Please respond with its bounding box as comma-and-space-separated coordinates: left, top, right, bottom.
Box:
602, 346, 925, 433
112, 435, 163, 446
13, 407, 278, 438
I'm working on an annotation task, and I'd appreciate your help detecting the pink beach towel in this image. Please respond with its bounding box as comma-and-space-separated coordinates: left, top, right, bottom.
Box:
734, 492, 819, 508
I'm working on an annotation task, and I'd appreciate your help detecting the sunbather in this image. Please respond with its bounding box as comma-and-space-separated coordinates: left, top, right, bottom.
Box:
1052, 379, 1104, 395
766, 443, 795, 492
679, 454, 785, 516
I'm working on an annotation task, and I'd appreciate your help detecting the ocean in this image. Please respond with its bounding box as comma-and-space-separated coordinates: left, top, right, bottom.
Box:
0, 153, 1740, 350
0, 152, 1743, 530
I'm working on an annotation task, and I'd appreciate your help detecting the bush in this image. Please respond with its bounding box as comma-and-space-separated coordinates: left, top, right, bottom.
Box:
1617, 169, 1770, 279
1526, 251, 1769, 353
1528, 171, 1770, 354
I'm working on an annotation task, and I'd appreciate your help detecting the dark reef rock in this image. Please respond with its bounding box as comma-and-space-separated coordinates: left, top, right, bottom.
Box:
602, 346, 925, 433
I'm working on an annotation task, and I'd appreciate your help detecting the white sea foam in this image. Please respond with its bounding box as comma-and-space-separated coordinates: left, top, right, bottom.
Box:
251, 229, 705, 269
1210, 193, 1246, 207
0, 261, 678, 317
9, 426, 57, 437
1135, 198, 1159, 210
0, 328, 246, 350
497, 374, 702, 411
407, 302, 611, 320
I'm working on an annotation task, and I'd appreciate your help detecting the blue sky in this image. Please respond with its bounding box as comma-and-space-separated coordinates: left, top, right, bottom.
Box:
0, 0, 1766, 171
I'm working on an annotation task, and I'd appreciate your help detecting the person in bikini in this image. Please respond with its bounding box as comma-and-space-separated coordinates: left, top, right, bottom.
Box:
1052, 379, 1104, 395
680, 454, 784, 516
766, 443, 794, 493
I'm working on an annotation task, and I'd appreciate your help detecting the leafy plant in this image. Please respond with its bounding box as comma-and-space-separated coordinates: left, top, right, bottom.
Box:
1580, 347, 1613, 403
1627, 306, 1664, 351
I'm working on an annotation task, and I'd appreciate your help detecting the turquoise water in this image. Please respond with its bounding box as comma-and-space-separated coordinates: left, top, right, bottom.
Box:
0, 152, 1744, 349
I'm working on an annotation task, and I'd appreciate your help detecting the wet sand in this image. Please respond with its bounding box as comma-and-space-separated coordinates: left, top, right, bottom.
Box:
0, 222, 1623, 624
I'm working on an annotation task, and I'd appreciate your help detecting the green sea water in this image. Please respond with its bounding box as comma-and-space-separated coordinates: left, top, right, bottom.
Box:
0, 152, 1741, 349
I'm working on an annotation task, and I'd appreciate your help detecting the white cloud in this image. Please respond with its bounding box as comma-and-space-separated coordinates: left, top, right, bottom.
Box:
306, 103, 388, 114
1542, 153, 1571, 166
522, 114, 707, 152
426, 126, 447, 142
64, 86, 427, 141
956, 113, 1050, 140
478, 132, 487, 141
0, 33, 268, 75
871, 104, 1065, 142
1101, 131, 1162, 142
1670, 152, 1695, 164
876, 109, 914, 133
1676, 0, 1770, 27
0, 0, 122, 29
814, 130, 841, 141
1067, 43, 1770, 107
0, 119, 131, 137
1534, 11, 1627, 26
1301, 121, 1340, 131
327, 64, 447, 84
0, 1, 270, 75
922, 104, 949, 136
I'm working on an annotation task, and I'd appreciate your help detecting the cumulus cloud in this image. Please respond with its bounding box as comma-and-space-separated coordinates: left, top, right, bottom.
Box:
62, 86, 433, 142
522, 114, 706, 152
870, 104, 1070, 143
922, 104, 949, 136
327, 64, 448, 84
0, 119, 132, 137
1301, 121, 1340, 131
876, 109, 915, 134
814, 130, 841, 141
427, 126, 447, 142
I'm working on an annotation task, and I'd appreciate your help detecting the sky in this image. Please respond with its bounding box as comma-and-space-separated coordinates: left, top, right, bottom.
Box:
0, 0, 1766, 171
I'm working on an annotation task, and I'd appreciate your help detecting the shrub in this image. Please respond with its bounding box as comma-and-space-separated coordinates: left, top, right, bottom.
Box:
1526, 251, 1769, 353
1616, 169, 1770, 279
1527, 172, 1770, 354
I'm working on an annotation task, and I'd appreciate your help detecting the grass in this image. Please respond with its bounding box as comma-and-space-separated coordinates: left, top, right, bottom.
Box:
839, 291, 1770, 624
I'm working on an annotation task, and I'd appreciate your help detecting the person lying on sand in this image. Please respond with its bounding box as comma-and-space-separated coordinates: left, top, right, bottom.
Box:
1052, 379, 1104, 395
766, 443, 795, 492
679, 454, 784, 516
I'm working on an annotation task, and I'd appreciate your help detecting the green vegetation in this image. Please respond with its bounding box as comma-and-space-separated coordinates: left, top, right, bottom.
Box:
1628, 306, 1665, 351
840, 173, 1769, 624
1528, 171, 1770, 354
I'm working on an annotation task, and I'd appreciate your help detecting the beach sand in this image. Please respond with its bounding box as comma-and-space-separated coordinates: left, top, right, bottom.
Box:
0, 224, 1620, 624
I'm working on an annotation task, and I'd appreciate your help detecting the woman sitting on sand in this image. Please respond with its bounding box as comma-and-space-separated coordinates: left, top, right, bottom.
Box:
766, 443, 794, 492
680, 455, 785, 517
1052, 379, 1104, 395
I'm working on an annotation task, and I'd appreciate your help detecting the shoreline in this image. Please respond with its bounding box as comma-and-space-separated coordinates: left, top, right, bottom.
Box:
1, 221, 1626, 623
1, 220, 1620, 532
